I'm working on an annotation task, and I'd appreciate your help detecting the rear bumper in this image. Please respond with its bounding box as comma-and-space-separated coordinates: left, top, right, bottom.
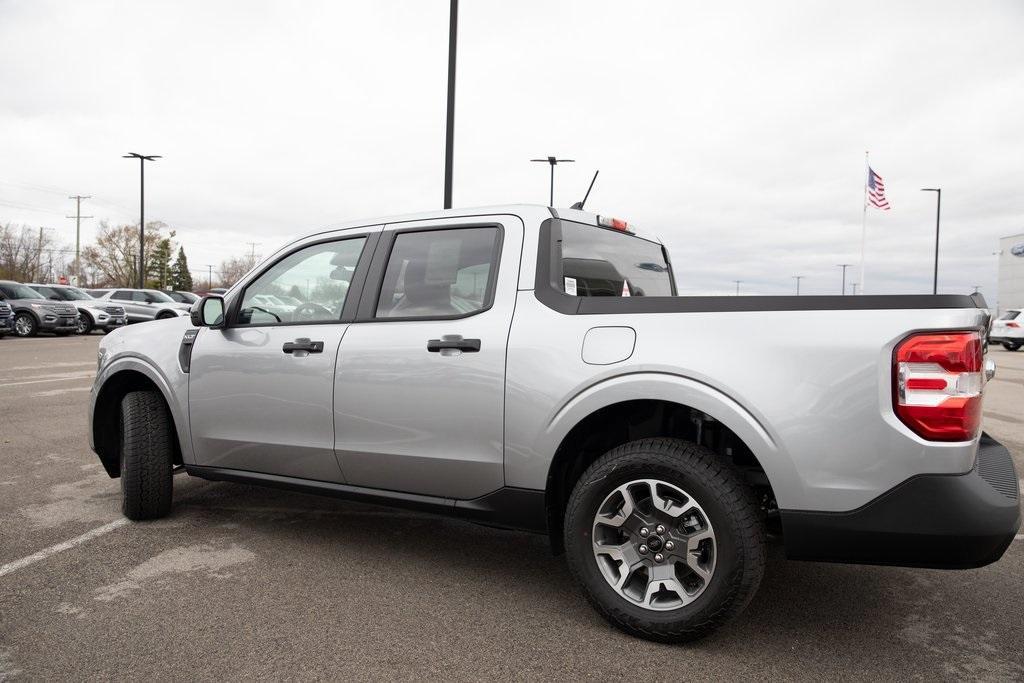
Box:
781, 433, 1020, 568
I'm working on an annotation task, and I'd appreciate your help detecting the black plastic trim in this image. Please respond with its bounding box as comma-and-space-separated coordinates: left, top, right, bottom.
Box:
780, 433, 1020, 569
183, 465, 547, 533
534, 218, 989, 314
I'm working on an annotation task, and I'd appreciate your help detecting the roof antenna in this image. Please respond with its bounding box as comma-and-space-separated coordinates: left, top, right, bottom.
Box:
570, 170, 599, 210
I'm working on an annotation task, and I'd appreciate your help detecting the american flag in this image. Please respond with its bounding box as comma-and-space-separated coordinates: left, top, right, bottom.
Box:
867, 167, 890, 210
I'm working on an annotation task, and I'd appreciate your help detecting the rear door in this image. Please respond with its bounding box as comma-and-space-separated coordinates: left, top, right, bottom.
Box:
110, 290, 144, 322
188, 229, 379, 481
333, 215, 523, 499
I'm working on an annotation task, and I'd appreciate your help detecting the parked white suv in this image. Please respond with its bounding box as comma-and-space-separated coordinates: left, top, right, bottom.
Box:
989, 309, 1023, 351
90, 288, 192, 324
26, 284, 127, 334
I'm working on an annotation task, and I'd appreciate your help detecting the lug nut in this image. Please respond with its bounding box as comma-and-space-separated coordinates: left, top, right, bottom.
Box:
639, 527, 649, 537
664, 541, 675, 551
654, 553, 664, 563
638, 544, 648, 554
655, 525, 665, 535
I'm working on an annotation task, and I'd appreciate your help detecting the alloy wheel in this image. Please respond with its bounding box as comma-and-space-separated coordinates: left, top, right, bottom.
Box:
592, 478, 716, 611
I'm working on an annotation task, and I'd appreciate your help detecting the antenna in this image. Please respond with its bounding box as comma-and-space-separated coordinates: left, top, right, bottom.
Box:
570, 170, 600, 210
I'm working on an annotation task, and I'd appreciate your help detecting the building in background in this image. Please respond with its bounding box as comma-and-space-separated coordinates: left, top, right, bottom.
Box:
997, 233, 1024, 315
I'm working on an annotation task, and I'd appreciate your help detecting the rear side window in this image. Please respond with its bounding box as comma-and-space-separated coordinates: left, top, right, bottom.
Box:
376, 227, 501, 319
559, 222, 674, 297
998, 310, 1020, 320
112, 291, 132, 300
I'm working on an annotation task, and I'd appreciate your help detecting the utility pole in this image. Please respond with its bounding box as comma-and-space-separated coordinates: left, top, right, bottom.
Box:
206, 265, 214, 291
246, 242, 261, 260
792, 275, 804, 295
851, 282, 858, 295
732, 280, 742, 295
66, 195, 92, 286
921, 188, 942, 294
531, 156, 575, 206
443, 0, 458, 209
123, 152, 162, 288
837, 264, 852, 296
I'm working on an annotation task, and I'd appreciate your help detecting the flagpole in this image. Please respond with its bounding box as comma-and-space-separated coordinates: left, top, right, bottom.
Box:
859, 151, 868, 294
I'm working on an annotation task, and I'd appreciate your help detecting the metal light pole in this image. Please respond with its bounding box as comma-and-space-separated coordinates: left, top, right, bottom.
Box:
443, 0, 458, 209
792, 275, 804, 295
837, 264, 852, 295
921, 188, 941, 294
531, 157, 575, 206
123, 153, 161, 288
733, 280, 742, 295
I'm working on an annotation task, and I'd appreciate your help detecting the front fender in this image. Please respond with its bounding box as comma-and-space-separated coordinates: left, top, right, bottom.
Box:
90, 343, 193, 468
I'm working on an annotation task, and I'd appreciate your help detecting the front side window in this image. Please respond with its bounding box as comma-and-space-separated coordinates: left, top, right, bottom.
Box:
237, 237, 366, 326
559, 222, 674, 297
375, 227, 500, 319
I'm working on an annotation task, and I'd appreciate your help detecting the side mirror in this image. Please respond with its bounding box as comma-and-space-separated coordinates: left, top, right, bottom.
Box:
191, 295, 225, 329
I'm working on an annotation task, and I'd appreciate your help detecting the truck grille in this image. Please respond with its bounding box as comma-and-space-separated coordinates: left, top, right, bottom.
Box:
53, 302, 77, 316
977, 434, 1019, 500
0, 302, 10, 316
103, 305, 126, 316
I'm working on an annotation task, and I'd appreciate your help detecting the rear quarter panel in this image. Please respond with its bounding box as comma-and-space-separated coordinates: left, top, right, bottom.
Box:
505, 293, 987, 512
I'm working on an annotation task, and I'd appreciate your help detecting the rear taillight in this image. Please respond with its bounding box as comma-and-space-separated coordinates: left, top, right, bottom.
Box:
893, 331, 984, 441
1006, 322, 1020, 328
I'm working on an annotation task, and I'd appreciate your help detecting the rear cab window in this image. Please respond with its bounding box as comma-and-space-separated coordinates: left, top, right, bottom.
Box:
558, 221, 675, 297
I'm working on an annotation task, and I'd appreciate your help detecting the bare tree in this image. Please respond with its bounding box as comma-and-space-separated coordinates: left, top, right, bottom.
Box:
81, 221, 173, 287
0, 223, 60, 282
216, 254, 258, 288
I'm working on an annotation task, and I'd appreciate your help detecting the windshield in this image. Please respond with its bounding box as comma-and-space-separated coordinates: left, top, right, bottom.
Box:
64, 287, 92, 299
144, 290, 174, 303
0, 283, 46, 299
998, 310, 1020, 320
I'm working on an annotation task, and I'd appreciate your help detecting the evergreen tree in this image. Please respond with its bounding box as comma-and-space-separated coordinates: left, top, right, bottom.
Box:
148, 237, 173, 289
170, 246, 194, 291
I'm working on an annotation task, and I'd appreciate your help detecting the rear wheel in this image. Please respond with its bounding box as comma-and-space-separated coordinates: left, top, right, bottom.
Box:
13, 312, 37, 337
120, 390, 173, 520
564, 438, 765, 643
1002, 342, 1021, 352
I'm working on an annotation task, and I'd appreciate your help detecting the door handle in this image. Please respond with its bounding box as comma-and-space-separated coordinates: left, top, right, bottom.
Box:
283, 338, 324, 354
427, 336, 481, 353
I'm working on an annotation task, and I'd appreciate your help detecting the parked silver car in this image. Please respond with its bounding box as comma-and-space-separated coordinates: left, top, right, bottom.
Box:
0, 280, 78, 336
88, 205, 1019, 642
26, 283, 127, 334
89, 288, 191, 324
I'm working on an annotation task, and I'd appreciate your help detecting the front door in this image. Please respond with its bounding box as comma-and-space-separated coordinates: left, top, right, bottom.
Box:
189, 232, 374, 482
334, 216, 522, 499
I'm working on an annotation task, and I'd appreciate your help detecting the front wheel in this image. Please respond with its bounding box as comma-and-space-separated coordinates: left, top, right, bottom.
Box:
120, 390, 174, 520
76, 313, 93, 335
1002, 342, 1021, 352
564, 438, 765, 643
13, 312, 37, 337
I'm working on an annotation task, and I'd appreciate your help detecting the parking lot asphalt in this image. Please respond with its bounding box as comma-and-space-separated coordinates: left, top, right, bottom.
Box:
1, 333, 1022, 681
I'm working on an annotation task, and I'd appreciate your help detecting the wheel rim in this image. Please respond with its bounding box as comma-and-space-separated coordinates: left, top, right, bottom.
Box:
76, 315, 87, 334
592, 478, 716, 611
14, 315, 32, 336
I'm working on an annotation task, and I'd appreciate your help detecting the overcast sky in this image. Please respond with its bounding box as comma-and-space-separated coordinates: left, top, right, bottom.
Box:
1, 0, 1022, 300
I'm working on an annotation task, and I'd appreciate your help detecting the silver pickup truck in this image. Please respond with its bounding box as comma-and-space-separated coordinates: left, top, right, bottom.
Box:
89, 205, 1020, 642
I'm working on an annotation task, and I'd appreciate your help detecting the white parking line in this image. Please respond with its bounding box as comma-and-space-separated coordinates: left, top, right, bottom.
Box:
0, 519, 129, 579
2, 361, 94, 372
0, 371, 95, 387
31, 386, 92, 398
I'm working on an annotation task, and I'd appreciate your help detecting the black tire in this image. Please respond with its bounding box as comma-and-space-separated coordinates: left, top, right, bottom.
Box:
1002, 342, 1021, 352
120, 390, 173, 520
76, 312, 94, 335
13, 312, 38, 337
564, 438, 765, 643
